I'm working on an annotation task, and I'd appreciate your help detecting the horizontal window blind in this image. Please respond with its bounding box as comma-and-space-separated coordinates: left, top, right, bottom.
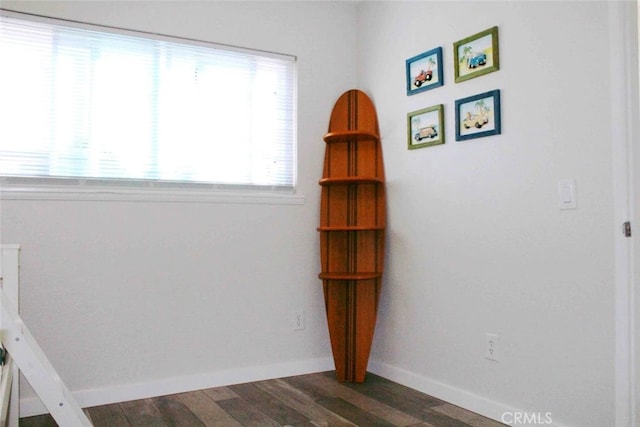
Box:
0, 11, 297, 193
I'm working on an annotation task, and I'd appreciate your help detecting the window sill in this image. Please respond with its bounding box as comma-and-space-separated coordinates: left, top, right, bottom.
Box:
0, 185, 305, 205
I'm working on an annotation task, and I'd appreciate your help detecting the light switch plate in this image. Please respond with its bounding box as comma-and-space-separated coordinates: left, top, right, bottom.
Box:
558, 179, 577, 210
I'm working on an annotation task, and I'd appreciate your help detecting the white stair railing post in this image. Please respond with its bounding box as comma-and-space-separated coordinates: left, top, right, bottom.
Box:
0, 291, 93, 426
0, 245, 92, 426
1, 244, 20, 427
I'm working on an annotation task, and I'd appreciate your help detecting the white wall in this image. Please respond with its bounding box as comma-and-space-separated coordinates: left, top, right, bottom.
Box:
0, 0, 357, 413
357, 2, 616, 426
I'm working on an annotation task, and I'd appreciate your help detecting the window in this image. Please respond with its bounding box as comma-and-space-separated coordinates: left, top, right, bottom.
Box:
0, 12, 297, 196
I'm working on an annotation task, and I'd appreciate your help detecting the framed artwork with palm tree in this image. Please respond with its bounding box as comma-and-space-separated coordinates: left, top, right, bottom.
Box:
455, 89, 501, 141
406, 47, 443, 95
453, 26, 499, 83
408, 104, 445, 149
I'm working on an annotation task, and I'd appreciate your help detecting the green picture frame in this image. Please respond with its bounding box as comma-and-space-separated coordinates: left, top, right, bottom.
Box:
453, 26, 500, 83
408, 104, 445, 150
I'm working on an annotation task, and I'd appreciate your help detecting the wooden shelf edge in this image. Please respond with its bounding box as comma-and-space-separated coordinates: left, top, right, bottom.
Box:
324, 130, 379, 143
317, 225, 385, 231
319, 272, 383, 280
319, 176, 384, 186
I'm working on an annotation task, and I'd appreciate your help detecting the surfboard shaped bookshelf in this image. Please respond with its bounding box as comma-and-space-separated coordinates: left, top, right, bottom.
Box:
319, 90, 385, 383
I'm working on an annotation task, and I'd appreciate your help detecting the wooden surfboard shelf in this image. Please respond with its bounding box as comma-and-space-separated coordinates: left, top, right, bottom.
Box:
319, 89, 385, 383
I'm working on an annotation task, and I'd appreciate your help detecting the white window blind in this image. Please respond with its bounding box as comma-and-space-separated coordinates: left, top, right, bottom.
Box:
0, 12, 297, 193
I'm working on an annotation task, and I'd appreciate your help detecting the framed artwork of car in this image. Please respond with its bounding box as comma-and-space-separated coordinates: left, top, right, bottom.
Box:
455, 89, 501, 141
408, 104, 445, 150
453, 26, 499, 83
406, 47, 444, 95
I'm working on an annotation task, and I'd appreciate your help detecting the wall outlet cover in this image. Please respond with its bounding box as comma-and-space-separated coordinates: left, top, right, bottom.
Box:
485, 333, 500, 361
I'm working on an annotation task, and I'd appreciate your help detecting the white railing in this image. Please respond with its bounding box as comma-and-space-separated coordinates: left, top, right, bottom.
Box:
0, 245, 93, 426
0, 245, 21, 427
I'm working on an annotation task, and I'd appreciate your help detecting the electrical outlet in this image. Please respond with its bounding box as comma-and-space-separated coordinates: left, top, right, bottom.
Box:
293, 311, 305, 330
485, 333, 499, 361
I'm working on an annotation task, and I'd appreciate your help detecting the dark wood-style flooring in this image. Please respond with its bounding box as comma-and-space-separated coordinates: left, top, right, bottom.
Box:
20, 371, 505, 427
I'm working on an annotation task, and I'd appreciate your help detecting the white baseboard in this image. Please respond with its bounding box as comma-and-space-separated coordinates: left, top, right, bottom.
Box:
21, 357, 572, 426
367, 360, 570, 427
20, 357, 335, 418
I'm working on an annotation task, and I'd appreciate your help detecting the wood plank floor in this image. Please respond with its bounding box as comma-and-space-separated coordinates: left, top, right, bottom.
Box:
19, 371, 505, 427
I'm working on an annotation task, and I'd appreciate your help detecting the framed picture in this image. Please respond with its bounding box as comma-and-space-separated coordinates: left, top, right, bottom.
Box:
453, 26, 499, 83
408, 104, 445, 149
455, 90, 501, 141
406, 47, 444, 95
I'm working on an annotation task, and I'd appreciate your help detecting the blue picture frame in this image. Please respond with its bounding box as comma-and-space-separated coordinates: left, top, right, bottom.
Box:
406, 47, 444, 96
455, 89, 501, 141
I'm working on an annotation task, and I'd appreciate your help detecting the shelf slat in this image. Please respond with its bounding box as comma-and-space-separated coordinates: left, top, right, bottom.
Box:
317, 225, 385, 231
324, 130, 379, 143
319, 272, 382, 280
319, 176, 383, 186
